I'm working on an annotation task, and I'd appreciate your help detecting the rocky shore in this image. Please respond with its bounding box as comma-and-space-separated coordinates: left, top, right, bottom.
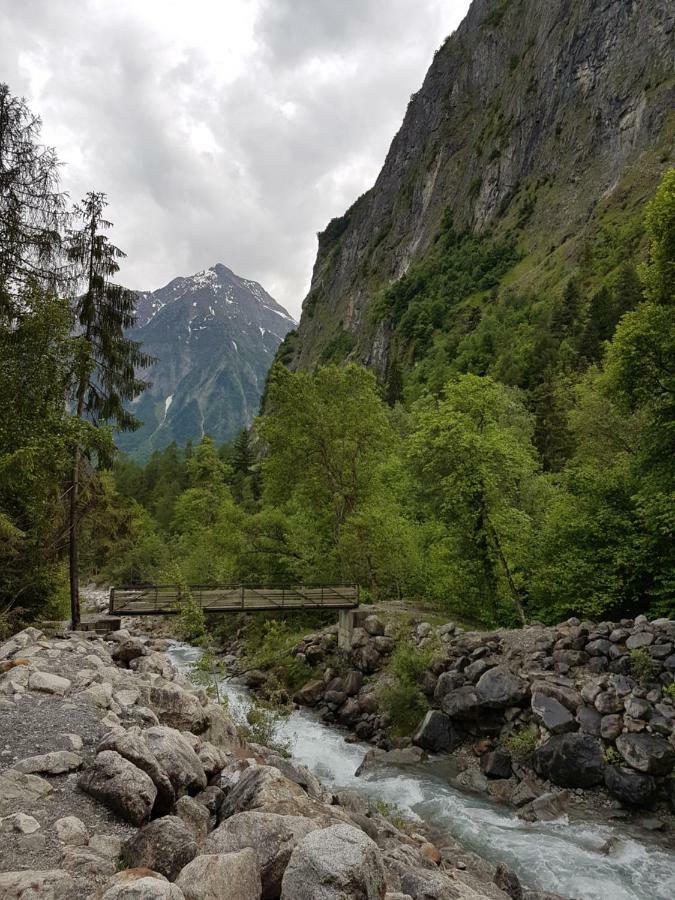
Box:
238, 611, 675, 828
0, 623, 558, 900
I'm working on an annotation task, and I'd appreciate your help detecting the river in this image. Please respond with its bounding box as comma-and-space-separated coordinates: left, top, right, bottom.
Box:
168, 642, 675, 900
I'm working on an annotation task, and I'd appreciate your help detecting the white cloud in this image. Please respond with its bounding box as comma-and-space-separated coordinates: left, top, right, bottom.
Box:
0, 0, 470, 315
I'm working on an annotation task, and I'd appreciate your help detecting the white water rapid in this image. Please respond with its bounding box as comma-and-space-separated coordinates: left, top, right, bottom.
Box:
168, 642, 675, 900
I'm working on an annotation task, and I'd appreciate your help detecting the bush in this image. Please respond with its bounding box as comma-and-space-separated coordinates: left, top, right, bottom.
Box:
235, 699, 291, 756
630, 648, 656, 686
502, 727, 538, 760
378, 637, 437, 736
662, 682, 675, 700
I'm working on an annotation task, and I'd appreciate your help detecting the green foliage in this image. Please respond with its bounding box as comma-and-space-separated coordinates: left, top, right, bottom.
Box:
603, 747, 623, 766
629, 649, 656, 686
236, 700, 291, 756
242, 618, 314, 691
663, 682, 675, 700
378, 638, 435, 736
502, 727, 538, 759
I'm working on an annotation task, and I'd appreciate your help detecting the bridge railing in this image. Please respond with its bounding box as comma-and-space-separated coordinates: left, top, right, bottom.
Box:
109, 582, 359, 615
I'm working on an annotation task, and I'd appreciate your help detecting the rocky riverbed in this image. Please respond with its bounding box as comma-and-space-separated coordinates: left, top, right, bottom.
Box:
0, 622, 551, 900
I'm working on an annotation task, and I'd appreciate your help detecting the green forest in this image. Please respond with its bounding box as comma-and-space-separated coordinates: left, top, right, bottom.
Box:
1, 83, 673, 638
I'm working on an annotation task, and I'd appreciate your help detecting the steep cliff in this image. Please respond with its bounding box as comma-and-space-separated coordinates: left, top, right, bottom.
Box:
286, 0, 674, 376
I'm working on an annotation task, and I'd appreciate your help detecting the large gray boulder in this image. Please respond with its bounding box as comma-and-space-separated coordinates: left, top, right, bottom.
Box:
12, 751, 82, 775
0, 769, 53, 815
281, 824, 386, 900
476, 667, 529, 709
122, 816, 198, 881
149, 683, 208, 734
0, 869, 74, 899
79, 750, 157, 826
530, 693, 576, 735
219, 766, 309, 820
144, 726, 207, 797
533, 734, 604, 788
412, 711, 460, 753
100, 870, 186, 899
98, 731, 175, 815
604, 766, 659, 808
175, 850, 261, 900
206, 811, 318, 899
615, 733, 675, 776
439, 686, 481, 718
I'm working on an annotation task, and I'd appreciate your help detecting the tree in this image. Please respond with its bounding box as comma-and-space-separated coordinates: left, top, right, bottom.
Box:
66, 192, 152, 627
0, 84, 67, 316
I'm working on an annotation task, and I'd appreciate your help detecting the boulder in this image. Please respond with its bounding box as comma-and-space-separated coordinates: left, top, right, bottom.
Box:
206, 811, 318, 900
112, 637, 146, 666
220, 766, 309, 819
398, 867, 457, 899
294, 680, 324, 707
530, 693, 576, 735
144, 726, 207, 796
122, 816, 198, 881
78, 751, 157, 826
1, 812, 41, 834
98, 730, 175, 815
281, 824, 386, 900
626, 632, 654, 650
13, 751, 82, 775
175, 850, 261, 900
604, 766, 658, 808
54, 815, 88, 846
600, 714, 623, 741
363, 616, 385, 637
101, 870, 186, 899
615, 733, 675, 776
175, 795, 210, 842
576, 705, 602, 735
521, 790, 569, 822
533, 734, 604, 788
344, 671, 364, 696
433, 671, 465, 702
439, 686, 481, 718
476, 667, 529, 709
412, 711, 458, 753
0, 769, 53, 815
28, 671, 71, 696
0, 870, 74, 899
149, 683, 208, 734
480, 749, 512, 779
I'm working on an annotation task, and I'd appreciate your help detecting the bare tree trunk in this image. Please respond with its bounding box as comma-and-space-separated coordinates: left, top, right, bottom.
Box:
485, 513, 527, 626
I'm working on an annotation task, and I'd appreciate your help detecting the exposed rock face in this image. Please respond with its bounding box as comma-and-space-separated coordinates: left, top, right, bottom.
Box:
286, 0, 674, 373
78, 750, 158, 826
143, 726, 207, 797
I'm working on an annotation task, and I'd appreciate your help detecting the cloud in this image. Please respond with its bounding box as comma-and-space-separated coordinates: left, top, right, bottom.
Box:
0, 0, 470, 315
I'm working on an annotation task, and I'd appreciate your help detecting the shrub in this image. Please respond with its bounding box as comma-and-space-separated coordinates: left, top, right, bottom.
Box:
663, 682, 675, 700
236, 699, 291, 757
502, 727, 538, 760
378, 637, 437, 736
603, 746, 623, 766
629, 648, 656, 686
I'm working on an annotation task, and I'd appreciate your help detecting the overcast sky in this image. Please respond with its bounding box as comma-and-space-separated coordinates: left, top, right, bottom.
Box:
1, 0, 470, 317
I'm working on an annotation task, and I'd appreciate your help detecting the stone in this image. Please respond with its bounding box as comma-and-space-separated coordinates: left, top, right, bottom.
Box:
220, 766, 309, 819
464, 659, 492, 682
0, 870, 74, 899
1, 812, 41, 834
433, 671, 465, 702
281, 824, 386, 900
144, 726, 207, 797
456, 767, 489, 794
54, 815, 88, 846
522, 791, 569, 822
494, 863, 523, 900
28, 671, 71, 695
412, 711, 458, 753
585, 639, 612, 656
344, 671, 363, 696
294, 679, 324, 706
615, 733, 675, 776
122, 816, 198, 881
476, 667, 529, 709
600, 714, 623, 741
0, 770, 53, 815
175, 850, 261, 900
363, 615, 385, 637
112, 637, 146, 666
398, 868, 457, 899
89, 834, 123, 859
13, 751, 82, 775
626, 632, 654, 650
61, 845, 117, 880
480, 749, 512, 779
510, 777, 539, 808
149, 682, 208, 734
206, 811, 318, 900
440, 685, 480, 718
78, 750, 157, 826
533, 734, 604, 788
351, 643, 380, 674
531, 693, 576, 735
624, 697, 651, 720
594, 691, 622, 714
101, 870, 186, 899
576, 705, 602, 735
98, 730, 176, 815
175, 795, 210, 842
604, 766, 658, 808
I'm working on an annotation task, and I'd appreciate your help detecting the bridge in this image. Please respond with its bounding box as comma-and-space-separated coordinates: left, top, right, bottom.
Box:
108, 583, 360, 616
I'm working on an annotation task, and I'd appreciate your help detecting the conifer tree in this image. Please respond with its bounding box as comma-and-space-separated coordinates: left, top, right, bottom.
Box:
66, 192, 152, 627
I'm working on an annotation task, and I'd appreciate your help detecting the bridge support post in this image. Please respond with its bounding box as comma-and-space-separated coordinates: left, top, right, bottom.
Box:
338, 609, 356, 651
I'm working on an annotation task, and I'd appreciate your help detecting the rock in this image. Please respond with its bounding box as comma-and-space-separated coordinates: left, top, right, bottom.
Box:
440, 686, 480, 718
61, 845, 117, 879
13, 751, 82, 775
615, 733, 675, 776
594, 691, 622, 714
144, 726, 207, 797
101, 870, 186, 899
433, 671, 465, 702
576, 705, 602, 735
54, 815, 88, 846
281, 824, 386, 900
28, 671, 71, 695
149, 683, 208, 734
355, 747, 425, 777
398, 867, 457, 899
476, 667, 529, 709
626, 632, 654, 649
510, 777, 539, 808
1, 812, 41, 834
98, 730, 175, 815
585, 639, 612, 657
522, 791, 569, 822
352, 643, 380, 674
344, 671, 364, 696
0, 770, 53, 815
480, 749, 512, 779
533, 734, 604, 788
220, 766, 309, 819
122, 816, 198, 881
175, 850, 261, 900
363, 616, 385, 637
81, 681, 114, 708
294, 680, 324, 706
78, 750, 157, 826
207, 810, 318, 900
600, 714, 623, 741
265, 754, 326, 802
604, 766, 658, 808
624, 697, 651, 720
531, 693, 576, 735
89, 834, 123, 859
112, 637, 146, 666
0, 870, 74, 899
456, 767, 489, 794
494, 863, 523, 900
195, 786, 225, 815
412, 711, 458, 753
175, 795, 210, 842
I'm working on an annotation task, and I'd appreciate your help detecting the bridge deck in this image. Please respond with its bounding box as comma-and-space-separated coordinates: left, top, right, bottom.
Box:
109, 583, 359, 616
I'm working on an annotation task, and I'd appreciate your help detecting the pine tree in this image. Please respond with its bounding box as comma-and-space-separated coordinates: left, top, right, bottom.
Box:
66, 192, 152, 627
0, 84, 67, 317
231, 429, 253, 475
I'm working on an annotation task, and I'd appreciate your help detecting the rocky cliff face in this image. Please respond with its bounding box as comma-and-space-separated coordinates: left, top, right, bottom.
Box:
287, 0, 674, 373
117, 264, 295, 461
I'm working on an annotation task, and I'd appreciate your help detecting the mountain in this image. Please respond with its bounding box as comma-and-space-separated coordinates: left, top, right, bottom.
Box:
117, 263, 295, 460
282, 0, 674, 383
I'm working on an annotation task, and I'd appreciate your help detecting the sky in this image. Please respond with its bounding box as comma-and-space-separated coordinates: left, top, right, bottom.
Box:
0, 0, 470, 318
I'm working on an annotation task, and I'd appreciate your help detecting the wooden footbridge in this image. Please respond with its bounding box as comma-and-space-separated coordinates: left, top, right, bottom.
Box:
108, 583, 359, 616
